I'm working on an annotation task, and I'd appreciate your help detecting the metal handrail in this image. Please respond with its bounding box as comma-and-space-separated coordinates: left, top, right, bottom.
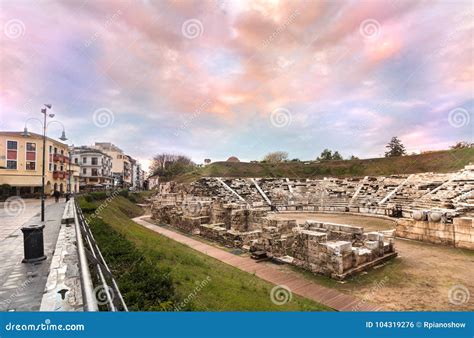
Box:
73, 200, 98, 311
78, 208, 128, 311
73, 198, 128, 311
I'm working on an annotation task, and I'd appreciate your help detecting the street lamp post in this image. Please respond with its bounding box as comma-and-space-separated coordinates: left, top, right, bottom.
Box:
68, 144, 74, 194
23, 105, 67, 223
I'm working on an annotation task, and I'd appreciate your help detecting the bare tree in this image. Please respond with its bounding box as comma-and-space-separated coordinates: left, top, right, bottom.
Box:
150, 153, 195, 178
263, 151, 289, 163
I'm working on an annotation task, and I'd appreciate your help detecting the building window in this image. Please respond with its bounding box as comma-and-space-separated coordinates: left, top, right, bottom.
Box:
91, 168, 98, 176
48, 146, 52, 171
6, 140, 18, 169
92, 157, 98, 165
83, 157, 87, 164
26, 142, 36, 170
54, 147, 57, 154
74, 158, 78, 164
82, 168, 87, 175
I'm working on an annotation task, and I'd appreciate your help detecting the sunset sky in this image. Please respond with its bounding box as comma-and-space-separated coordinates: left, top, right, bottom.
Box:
0, 0, 472, 170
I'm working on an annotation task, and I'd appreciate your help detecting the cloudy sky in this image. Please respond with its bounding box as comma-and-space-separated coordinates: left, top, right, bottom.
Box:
0, 0, 472, 170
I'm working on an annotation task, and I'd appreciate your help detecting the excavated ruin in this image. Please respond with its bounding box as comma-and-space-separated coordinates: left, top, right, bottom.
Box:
151, 165, 474, 279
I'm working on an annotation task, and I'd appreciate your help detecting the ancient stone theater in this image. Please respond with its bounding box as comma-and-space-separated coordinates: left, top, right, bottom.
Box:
152, 165, 474, 280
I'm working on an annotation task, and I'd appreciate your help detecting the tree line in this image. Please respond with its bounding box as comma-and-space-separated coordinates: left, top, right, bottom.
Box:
148, 137, 472, 176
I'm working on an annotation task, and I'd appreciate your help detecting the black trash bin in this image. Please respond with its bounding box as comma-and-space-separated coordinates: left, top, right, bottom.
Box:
21, 224, 47, 263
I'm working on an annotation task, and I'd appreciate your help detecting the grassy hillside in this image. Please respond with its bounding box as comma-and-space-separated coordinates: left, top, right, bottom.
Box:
176, 148, 474, 182
81, 195, 331, 311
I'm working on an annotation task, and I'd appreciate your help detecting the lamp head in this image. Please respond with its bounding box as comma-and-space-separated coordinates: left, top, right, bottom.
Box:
59, 130, 68, 142
22, 127, 30, 137
44, 104, 52, 109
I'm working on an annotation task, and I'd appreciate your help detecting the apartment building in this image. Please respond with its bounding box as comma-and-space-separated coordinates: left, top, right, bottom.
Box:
124, 155, 133, 187
68, 160, 81, 193
71, 146, 113, 190
132, 162, 146, 190
0, 131, 71, 197
94, 142, 135, 188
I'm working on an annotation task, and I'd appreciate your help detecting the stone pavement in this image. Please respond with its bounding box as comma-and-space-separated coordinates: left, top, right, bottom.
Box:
0, 199, 66, 311
133, 215, 384, 311
0, 199, 55, 242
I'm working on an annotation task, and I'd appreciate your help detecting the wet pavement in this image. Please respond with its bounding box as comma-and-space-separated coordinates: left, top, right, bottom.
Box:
0, 198, 65, 311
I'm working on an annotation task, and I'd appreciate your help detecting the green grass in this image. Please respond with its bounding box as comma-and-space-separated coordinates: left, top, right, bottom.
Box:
88, 217, 177, 311
174, 148, 474, 182
81, 196, 331, 311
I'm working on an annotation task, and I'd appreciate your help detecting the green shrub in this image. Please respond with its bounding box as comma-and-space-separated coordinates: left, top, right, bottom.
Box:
89, 191, 108, 200
127, 193, 138, 203
118, 190, 129, 198
88, 217, 178, 311
0, 184, 12, 198
78, 198, 97, 213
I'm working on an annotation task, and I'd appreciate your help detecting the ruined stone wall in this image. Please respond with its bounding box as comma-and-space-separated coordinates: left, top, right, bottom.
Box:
151, 192, 397, 279
151, 168, 474, 278
253, 221, 395, 279
396, 217, 474, 250
454, 218, 474, 250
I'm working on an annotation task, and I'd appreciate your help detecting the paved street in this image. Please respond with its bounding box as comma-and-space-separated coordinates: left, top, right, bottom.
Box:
0, 198, 66, 311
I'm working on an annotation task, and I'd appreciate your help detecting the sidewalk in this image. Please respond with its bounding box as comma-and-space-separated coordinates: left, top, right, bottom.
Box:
0, 200, 66, 311
133, 216, 384, 311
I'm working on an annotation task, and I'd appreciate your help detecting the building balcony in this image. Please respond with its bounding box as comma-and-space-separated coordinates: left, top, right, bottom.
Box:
53, 171, 68, 179
53, 154, 69, 163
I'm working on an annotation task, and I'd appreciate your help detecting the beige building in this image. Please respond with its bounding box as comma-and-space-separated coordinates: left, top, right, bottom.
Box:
0, 131, 71, 197
124, 155, 133, 186
94, 142, 133, 187
71, 146, 113, 190
68, 160, 81, 193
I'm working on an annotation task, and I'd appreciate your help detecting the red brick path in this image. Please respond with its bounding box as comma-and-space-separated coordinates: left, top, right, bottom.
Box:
133, 216, 384, 311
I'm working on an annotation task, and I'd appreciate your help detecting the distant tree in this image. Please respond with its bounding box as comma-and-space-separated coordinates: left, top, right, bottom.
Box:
384, 137, 407, 157
450, 141, 473, 149
263, 151, 289, 163
332, 151, 343, 160
317, 149, 343, 161
349, 155, 359, 160
317, 149, 333, 161
150, 153, 195, 179
291, 158, 300, 162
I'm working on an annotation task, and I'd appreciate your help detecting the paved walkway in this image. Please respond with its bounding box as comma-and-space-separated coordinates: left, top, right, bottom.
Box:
133, 216, 384, 311
0, 199, 66, 311
0, 198, 55, 242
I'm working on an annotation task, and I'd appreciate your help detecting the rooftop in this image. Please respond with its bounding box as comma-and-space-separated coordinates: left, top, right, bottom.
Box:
95, 142, 123, 153
0, 131, 68, 147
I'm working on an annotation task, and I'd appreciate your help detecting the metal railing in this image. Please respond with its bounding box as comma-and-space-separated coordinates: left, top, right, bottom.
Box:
73, 198, 128, 311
